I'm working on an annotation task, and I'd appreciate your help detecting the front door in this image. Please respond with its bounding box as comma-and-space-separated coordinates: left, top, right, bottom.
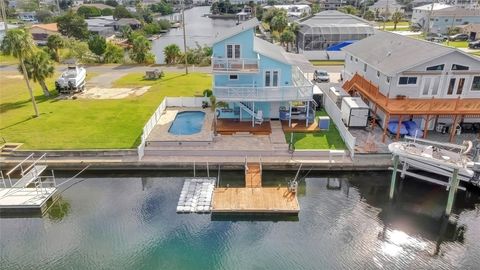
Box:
420, 76, 440, 97
445, 77, 466, 98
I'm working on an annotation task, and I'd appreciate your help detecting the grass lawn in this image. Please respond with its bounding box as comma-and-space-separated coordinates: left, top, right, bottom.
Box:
0, 72, 211, 149
310, 60, 345, 66
284, 111, 346, 150
0, 54, 19, 65
442, 41, 468, 48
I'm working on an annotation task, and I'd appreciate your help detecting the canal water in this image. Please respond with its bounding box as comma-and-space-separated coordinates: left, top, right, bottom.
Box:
152, 6, 237, 64
1, 170, 479, 269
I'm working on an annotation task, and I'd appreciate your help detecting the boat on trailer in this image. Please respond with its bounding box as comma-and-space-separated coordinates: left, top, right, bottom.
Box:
388, 136, 480, 189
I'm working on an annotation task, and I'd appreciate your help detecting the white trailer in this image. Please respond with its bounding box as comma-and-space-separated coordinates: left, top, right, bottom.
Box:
341, 97, 369, 128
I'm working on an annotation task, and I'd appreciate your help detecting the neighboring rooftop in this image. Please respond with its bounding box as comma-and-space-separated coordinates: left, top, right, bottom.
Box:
413, 3, 452, 11
299, 10, 374, 35
213, 18, 259, 43
342, 31, 477, 76
432, 6, 480, 17
30, 23, 58, 32
371, 0, 403, 9
73, 3, 115, 10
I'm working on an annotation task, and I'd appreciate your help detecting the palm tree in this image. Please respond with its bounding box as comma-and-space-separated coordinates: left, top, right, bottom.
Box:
1, 29, 39, 117
163, 44, 181, 65
47, 34, 64, 62
19, 50, 55, 97
391, 12, 404, 30
280, 30, 295, 51
130, 35, 154, 64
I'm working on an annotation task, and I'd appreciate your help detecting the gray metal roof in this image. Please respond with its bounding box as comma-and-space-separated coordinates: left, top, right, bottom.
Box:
253, 37, 290, 65
299, 10, 374, 35
432, 7, 480, 17
213, 18, 259, 44
342, 31, 475, 76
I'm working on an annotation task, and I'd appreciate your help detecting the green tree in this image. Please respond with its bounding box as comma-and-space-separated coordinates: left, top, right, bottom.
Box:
105, 0, 119, 7
312, 4, 320, 14
391, 11, 404, 30
36, 10, 54, 23
280, 30, 295, 51
270, 14, 288, 33
163, 43, 181, 64
63, 38, 95, 63
77, 6, 102, 18
1, 29, 39, 116
130, 35, 155, 64
46, 34, 64, 62
363, 10, 375, 21
143, 23, 161, 35
104, 42, 124, 63
113, 5, 133, 19
56, 12, 89, 40
157, 19, 171, 31
102, 8, 114, 16
19, 50, 55, 97
88, 35, 107, 61
338, 5, 358, 15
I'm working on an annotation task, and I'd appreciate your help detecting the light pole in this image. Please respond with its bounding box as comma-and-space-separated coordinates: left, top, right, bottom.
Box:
182, 0, 188, 74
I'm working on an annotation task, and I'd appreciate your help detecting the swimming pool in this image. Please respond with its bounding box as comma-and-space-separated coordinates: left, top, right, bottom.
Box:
168, 111, 205, 135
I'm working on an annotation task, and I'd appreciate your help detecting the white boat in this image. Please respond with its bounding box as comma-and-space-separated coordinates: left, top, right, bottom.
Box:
388, 137, 480, 187
55, 65, 87, 93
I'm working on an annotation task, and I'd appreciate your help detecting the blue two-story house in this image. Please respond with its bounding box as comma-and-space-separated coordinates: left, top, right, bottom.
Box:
212, 19, 315, 131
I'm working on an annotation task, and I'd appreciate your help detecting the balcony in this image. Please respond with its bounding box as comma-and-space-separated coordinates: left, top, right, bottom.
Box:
212, 58, 260, 73
213, 85, 313, 102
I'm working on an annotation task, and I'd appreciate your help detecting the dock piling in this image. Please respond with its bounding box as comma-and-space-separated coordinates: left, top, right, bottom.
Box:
445, 168, 460, 216
389, 155, 399, 200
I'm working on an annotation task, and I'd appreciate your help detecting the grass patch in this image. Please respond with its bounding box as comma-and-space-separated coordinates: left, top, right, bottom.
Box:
0, 54, 19, 65
0, 71, 211, 149
284, 110, 346, 150
442, 41, 468, 48
310, 60, 345, 66
471, 51, 480, 57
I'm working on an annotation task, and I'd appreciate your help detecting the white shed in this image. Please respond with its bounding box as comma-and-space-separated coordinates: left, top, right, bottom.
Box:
341, 97, 370, 128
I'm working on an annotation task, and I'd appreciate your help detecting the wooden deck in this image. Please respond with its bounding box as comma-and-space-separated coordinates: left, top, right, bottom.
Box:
211, 162, 300, 214
211, 187, 299, 213
245, 163, 262, 188
215, 119, 271, 135
281, 120, 319, 132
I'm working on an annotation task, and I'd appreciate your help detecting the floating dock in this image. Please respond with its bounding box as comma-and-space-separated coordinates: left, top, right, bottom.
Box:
176, 178, 215, 213
211, 161, 300, 214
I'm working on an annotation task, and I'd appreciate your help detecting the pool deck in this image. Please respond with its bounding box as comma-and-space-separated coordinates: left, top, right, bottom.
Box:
147, 107, 214, 144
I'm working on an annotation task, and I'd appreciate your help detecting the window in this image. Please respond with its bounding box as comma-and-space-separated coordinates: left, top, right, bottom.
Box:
472, 76, 480, 91
426, 64, 444, 71
355, 58, 358, 63
226, 44, 240, 59
386, 77, 390, 84
452, 64, 469, 70
229, 74, 238, 80
398, 77, 417, 85
457, 78, 465, 95
445, 19, 449, 22
363, 63, 367, 72
265, 70, 279, 87
455, 19, 462, 22
447, 78, 455, 95
377, 71, 380, 78
350, 55, 353, 61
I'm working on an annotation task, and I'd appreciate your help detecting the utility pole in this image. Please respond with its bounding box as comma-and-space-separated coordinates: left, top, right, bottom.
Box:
425, 0, 435, 37
0, 0, 8, 32
182, 0, 188, 75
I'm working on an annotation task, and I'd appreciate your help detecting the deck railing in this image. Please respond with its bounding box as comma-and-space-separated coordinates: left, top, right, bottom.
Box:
213, 85, 313, 102
212, 57, 260, 73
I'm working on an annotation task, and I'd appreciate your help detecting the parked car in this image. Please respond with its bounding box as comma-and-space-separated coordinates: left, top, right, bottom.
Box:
426, 33, 447, 43
448, 33, 469, 41
313, 70, 330, 83
468, 40, 480, 49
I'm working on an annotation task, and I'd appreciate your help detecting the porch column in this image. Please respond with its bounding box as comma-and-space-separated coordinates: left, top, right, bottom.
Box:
382, 113, 390, 143
252, 102, 255, 127
396, 115, 403, 141
423, 115, 430, 139
289, 102, 292, 127
240, 105, 242, 121
449, 114, 460, 143
305, 101, 310, 126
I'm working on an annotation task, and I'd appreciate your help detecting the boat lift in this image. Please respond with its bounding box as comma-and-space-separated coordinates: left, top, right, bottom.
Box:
0, 153, 89, 214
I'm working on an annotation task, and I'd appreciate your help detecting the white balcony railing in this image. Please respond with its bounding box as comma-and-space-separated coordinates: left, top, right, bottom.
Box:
212, 58, 260, 73
213, 85, 313, 102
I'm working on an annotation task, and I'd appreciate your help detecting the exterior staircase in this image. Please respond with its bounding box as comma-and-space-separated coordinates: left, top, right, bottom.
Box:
238, 102, 263, 124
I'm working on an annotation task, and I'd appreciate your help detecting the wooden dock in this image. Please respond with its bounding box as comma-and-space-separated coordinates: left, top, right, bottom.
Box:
215, 120, 271, 135
211, 162, 300, 214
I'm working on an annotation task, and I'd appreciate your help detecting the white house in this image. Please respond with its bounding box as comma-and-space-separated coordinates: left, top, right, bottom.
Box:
411, 3, 452, 29
342, 31, 480, 141
369, 0, 404, 18
264, 5, 311, 18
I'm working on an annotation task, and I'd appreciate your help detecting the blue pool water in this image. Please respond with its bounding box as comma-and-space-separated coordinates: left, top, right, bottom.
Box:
168, 111, 205, 135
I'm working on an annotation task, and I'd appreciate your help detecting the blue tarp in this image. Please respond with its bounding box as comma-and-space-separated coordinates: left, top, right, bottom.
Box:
326, 41, 356, 51
387, 121, 408, 135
